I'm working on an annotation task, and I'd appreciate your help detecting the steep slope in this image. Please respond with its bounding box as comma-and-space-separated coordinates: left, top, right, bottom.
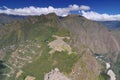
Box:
61, 15, 120, 54
0, 13, 120, 80
60, 15, 120, 80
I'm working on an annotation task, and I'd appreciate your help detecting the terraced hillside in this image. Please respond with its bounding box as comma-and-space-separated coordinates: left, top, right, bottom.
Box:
0, 13, 81, 80
0, 13, 120, 80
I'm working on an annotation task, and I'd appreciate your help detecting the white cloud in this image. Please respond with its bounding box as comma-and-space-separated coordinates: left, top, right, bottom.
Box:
69, 4, 79, 10
80, 5, 90, 11
0, 4, 90, 16
1, 4, 120, 21
81, 11, 120, 21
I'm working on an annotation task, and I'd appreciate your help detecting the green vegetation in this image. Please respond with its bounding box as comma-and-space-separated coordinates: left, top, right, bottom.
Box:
1, 13, 117, 80
0, 61, 6, 80
98, 72, 110, 80
17, 22, 78, 80
52, 51, 79, 73
20, 47, 79, 80
114, 53, 120, 80
0, 31, 18, 48
3, 50, 13, 62
0, 14, 78, 80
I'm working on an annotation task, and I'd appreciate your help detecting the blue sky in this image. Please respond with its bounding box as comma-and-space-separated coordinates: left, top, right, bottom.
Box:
0, 0, 120, 21
0, 0, 119, 14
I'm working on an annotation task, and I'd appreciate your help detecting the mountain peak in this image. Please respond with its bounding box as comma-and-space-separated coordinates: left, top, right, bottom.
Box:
67, 14, 80, 17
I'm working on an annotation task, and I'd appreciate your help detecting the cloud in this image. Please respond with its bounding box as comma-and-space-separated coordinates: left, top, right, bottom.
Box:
69, 4, 90, 11
81, 11, 120, 21
1, 4, 119, 21
79, 5, 90, 11
0, 4, 90, 16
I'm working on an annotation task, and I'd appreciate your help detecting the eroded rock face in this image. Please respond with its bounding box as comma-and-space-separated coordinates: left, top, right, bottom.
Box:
61, 16, 120, 54
44, 68, 70, 80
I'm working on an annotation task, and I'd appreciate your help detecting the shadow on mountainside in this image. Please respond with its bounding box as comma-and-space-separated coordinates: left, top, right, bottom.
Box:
0, 60, 6, 80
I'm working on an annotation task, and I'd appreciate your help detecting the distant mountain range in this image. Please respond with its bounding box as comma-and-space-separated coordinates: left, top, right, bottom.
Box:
99, 21, 120, 30
0, 13, 25, 23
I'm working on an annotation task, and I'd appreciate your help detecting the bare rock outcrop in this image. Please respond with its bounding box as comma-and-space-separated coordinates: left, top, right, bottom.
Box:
44, 68, 70, 80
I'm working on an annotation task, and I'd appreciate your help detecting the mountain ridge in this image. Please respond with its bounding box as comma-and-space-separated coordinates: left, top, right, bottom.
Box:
0, 13, 120, 80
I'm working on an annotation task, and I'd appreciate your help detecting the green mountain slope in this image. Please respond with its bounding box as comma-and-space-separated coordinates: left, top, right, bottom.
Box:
0, 13, 120, 80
